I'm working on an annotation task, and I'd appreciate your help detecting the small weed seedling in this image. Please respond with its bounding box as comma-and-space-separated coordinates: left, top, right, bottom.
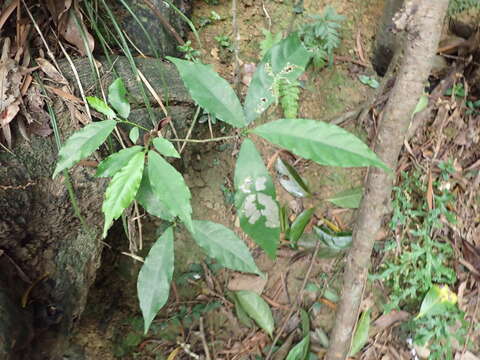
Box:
177, 40, 200, 62
299, 6, 345, 68
54, 27, 389, 357
214, 34, 233, 51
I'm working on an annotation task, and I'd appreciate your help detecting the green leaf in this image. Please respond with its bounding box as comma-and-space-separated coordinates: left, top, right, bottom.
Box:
234, 295, 254, 328
252, 119, 390, 171
349, 309, 371, 357
96, 146, 144, 178
416, 285, 457, 319
276, 158, 311, 197
286, 335, 310, 360
166, 57, 246, 128
300, 309, 310, 336
327, 187, 363, 209
153, 137, 180, 158
290, 208, 315, 246
234, 139, 280, 259
108, 78, 130, 119
314, 226, 352, 251
244, 32, 311, 124
129, 127, 139, 143
102, 151, 145, 237
136, 168, 175, 221
192, 220, 263, 277
235, 290, 274, 336
147, 151, 193, 232
86, 96, 116, 118
138, 226, 174, 334
358, 75, 379, 89
412, 94, 428, 118
53, 119, 117, 178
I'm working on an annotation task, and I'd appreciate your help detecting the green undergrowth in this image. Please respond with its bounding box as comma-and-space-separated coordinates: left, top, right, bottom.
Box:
371, 161, 468, 359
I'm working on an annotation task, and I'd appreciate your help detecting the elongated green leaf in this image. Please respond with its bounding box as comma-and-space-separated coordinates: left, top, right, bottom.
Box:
192, 220, 263, 277
96, 146, 144, 178
153, 137, 180, 158
286, 335, 310, 360
108, 78, 130, 118
234, 296, 254, 328
138, 226, 174, 334
412, 94, 428, 118
86, 96, 116, 118
235, 290, 274, 336
53, 120, 116, 178
147, 151, 193, 232
102, 151, 144, 237
166, 57, 246, 128
349, 309, 371, 357
290, 208, 315, 246
129, 127, 139, 143
136, 168, 175, 221
417, 285, 457, 319
244, 32, 311, 124
314, 226, 352, 251
234, 139, 280, 259
252, 119, 390, 171
327, 187, 363, 209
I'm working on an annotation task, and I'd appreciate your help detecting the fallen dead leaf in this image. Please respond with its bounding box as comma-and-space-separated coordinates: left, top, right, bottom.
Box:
60, 8, 94, 56
227, 273, 267, 295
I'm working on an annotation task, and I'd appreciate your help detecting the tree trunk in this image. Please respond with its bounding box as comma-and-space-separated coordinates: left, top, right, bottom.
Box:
326, 1, 449, 359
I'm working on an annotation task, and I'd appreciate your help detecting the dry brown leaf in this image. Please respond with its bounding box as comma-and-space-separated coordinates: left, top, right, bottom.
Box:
0, 102, 20, 128
36, 58, 67, 84
0, 1, 17, 31
46, 0, 72, 24
372, 310, 410, 331
454, 351, 480, 360
60, 9, 94, 56
46, 85, 82, 103
227, 273, 267, 295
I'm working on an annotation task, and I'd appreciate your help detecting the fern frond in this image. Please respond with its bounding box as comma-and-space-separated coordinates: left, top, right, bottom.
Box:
279, 79, 300, 118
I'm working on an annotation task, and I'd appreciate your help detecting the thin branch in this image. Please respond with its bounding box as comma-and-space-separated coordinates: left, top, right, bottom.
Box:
199, 317, 212, 360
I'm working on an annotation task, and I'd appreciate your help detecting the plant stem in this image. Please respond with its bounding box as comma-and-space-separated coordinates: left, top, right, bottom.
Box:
170, 135, 237, 143
117, 119, 150, 132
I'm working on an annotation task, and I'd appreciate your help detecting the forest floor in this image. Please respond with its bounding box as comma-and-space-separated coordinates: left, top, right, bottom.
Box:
71, 0, 480, 359
1, 0, 479, 359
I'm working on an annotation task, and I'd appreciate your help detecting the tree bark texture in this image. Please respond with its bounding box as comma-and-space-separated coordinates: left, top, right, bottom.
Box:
0, 57, 193, 359
326, 1, 449, 359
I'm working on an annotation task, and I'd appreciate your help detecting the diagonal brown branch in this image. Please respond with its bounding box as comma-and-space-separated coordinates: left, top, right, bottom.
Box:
325, 1, 450, 359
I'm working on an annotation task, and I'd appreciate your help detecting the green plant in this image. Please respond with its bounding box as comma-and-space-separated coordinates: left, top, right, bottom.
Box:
371, 167, 457, 312
214, 34, 233, 51
54, 33, 388, 338
405, 285, 467, 360
298, 6, 344, 68
448, 0, 480, 14
177, 40, 200, 62
370, 163, 467, 358
260, 29, 283, 58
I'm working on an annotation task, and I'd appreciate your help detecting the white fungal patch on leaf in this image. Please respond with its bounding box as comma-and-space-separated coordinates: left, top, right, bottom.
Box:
244, 194, 262, 224
256, 193, 280, 228
255, 177, 267, 191
239, 176, 279, 228
239, 176, 253, 194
